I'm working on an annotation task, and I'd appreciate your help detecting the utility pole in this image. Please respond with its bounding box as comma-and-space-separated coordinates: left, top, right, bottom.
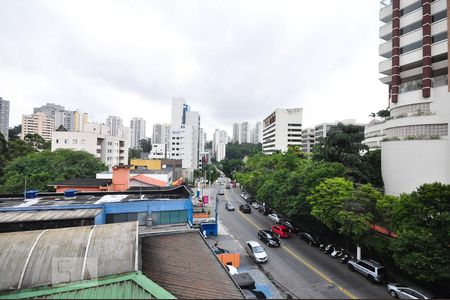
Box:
215, 192, 219, 223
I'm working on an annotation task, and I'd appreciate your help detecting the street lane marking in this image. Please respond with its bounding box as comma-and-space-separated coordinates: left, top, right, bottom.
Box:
226, 194, 358, 300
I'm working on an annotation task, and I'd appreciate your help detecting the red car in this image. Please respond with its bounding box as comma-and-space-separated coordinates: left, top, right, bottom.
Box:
271, 225, 289, 238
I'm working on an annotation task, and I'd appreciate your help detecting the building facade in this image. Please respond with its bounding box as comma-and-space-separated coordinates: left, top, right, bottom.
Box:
22, 112, 54, 141
262, 108, 303, 154
301, 128, 315, 153
0, 97, 10, 140
148, 143, 167, 159
152, 123, 170, 145
51, 122, 129, 170
232, 123, 240, 143
213, 129, 227, 162
106, 115, 124, 137
362, 0, 450, 195
168, 98, 201, 175
239, 121, 250, 144
130, 117, 146, 149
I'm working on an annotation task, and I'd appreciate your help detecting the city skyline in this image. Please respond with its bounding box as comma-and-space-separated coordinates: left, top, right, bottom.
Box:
1, 1, 386, 138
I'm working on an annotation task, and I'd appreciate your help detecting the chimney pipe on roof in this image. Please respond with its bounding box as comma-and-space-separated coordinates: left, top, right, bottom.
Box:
112, 165, 131, 191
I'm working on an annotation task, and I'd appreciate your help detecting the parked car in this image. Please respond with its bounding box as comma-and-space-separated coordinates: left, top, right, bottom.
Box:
246, 241, 268, 263
348, 259, 386, 283
218, 190, 225, 195
251, 202, 260, 209
257, 230, 280, 247
225, 265, 239, 276
225, 202, 235, 211
268, 213, 281, 223
239, 204, 251, 213
225, 184, 231, 189
240, 192, 247, 198
280, 220, 300, 233
387, 283, 434, 299
258, 206, 272, 215
271, 225, 289, 238
298, 232, 320, 246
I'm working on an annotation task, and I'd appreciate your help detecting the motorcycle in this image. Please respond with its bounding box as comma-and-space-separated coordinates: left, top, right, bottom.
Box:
319, 243, 327, 251
324, 244, 335, 255
331, 248, 344, 258
340, 254, 354, 264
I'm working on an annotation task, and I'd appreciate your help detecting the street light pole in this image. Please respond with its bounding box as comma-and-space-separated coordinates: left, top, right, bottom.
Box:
215, 192, 219, 223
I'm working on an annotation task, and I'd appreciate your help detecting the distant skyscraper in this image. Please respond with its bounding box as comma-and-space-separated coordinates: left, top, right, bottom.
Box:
232, 123, 240, 143
213, 129, 227, 162
250, 121, 263, 144
106, 115, 124, 137
33, 103, 86, 132
152, 123, 170, 144
240, 121, 250, 144
0, 97, 10, 140
169, 97, 201, 173
130, 117, 146, 149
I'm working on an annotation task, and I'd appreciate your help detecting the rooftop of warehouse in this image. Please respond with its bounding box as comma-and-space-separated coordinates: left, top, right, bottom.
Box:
0, 222, 138, 291
0, 185, 191, 210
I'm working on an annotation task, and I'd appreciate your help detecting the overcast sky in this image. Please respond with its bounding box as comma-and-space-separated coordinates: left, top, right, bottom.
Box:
0, 0, 387, 139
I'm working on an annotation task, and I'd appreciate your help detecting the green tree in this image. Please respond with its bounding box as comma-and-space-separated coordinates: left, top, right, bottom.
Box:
388, 183, 450, 282
221, 158, 244, 178
8, 125, 21, 140
6, 139, 35, 161
0, 149, 108, 193
377, 109, 390, 118
139, 138, 152, 152
24, 133, 50, 150
361, 150, 383, 188
225, 142, 262, 160
128, 148, 141, 162
307, 177, 354, 230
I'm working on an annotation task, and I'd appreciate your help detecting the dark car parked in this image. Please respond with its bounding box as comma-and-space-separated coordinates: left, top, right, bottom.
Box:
257, 206, 273, 215
257, 230, 280, 247
280, 220, 300, 233
299, 232, 320, 246
239, 204, 251, 213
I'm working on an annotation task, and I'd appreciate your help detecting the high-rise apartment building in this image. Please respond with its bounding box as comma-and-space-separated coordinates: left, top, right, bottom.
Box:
106, 115, 124, 137
0, 97, 10, 140
239, 122, 250, 144
363, 0, 450, 195
52, 122, 129, 171
250, 121, 263, 144
301, 128, 315, 153
213, 129, 227, 162
232, 123, 240, 143
130, 117, 146, 149
168, 98, 201, 175
315, 120, 365, 145
21, 112, 54, 141
262, 108, 303, 154
199, 128, 207, 153
33, 103, 87, 132
152, 123, 170, 145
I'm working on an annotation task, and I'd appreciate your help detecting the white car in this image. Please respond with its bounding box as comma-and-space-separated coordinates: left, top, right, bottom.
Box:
245, 241, 268, 263
268, 213, 280, 223
387, 283, 434, 299
251, 202, 260, 209
225, 265, 239, 275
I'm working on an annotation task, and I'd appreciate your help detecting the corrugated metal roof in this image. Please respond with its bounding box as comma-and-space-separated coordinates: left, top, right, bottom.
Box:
0, 209, 102, 223
141, 231, 244, 299
51, 178, 112, 187
0, 222, 138, 291
0, 272, 176, 299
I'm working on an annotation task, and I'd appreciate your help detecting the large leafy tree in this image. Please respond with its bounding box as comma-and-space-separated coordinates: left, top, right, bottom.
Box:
312, 123, 370, 184
388, 183, 450, 282
139, 138, 152, 152
225, 142, 262, 160
0, 149, 108, 193
24, 133, 50, 150
307, 177, 354, 230
8, 125, 21, 140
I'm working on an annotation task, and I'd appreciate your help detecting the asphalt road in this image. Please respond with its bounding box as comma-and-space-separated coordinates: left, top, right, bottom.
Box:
209, 182, 389, 299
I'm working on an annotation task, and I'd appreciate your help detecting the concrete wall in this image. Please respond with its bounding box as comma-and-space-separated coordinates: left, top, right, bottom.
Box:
382, 139, 450, 195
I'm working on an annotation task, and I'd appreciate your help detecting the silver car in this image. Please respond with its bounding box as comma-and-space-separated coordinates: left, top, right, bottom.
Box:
245, 241, 268, 263
267, 213, 280, 223
348, 259, 386, 283
387, 283, 434, 299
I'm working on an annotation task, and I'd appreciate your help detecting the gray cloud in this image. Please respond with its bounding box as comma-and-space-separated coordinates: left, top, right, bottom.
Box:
0, 0, 387, 137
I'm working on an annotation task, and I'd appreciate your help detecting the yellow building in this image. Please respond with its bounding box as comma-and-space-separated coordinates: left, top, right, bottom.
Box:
130, 159, 162, 170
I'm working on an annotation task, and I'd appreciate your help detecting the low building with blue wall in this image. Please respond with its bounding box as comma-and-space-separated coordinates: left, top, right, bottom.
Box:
0, 186, 193, 233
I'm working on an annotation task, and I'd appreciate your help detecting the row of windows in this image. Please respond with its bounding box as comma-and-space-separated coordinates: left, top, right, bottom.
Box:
288, 123, 302, 127
391, 103, 431, 117
400, 0, 437, 17
288, 134, 302, 137
386, 123, 448, 138
398, 31, 447, 55
399, 74, 448, 94
55, 139, 86, 144
288, 139, 302, 142
287, 129, 302, 132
